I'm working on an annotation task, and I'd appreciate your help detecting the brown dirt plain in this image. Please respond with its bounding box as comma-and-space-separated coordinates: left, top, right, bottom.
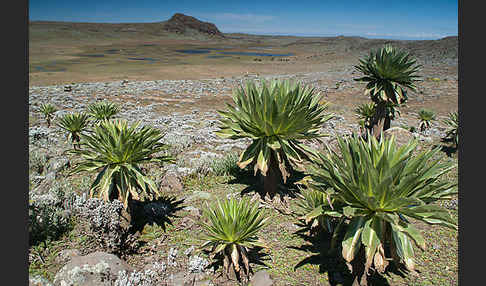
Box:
29, 21, 457, 121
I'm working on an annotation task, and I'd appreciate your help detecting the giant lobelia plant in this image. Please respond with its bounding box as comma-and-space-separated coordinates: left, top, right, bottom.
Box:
200, 197, 268, 280
355, 102, 376, 134
57, 113, 90, 149
417, 109, 436, 132
69, 119, 175, 210
305, 134, 457, 285
86, 101, 120, 125
354, 45, 421, 138
443, 111, 459, 146
39, 103, 57, 128
215, 79, 333, 196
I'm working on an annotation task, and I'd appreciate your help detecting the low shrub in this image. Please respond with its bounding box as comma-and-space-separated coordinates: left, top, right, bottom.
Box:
210, 152, 242, 177
29, 149, 49, 175
29, 189, 74, 246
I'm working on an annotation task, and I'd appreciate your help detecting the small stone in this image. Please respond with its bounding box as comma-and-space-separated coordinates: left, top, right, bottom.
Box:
250, 270, 274, 286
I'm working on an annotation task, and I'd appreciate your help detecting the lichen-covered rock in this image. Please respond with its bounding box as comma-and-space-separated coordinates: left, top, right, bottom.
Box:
383, 127, 416, 146
55, 249, 81, 265
53, 252, 132, 286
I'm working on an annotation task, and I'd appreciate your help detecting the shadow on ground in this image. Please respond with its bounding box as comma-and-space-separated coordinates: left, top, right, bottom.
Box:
436, 140, 458, 157
130, 195, 185, 233
290, 221, 407, 286
227, 167, 306, 201
204, 246, 271, 284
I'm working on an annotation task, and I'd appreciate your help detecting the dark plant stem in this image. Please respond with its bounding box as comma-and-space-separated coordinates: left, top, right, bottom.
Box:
371, 102, 390, 139
262, 151, 284, 199
73, 134, 81, 150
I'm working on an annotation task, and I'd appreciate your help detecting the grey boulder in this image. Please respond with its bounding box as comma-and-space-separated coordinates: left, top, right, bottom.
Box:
53, 251, 133, 286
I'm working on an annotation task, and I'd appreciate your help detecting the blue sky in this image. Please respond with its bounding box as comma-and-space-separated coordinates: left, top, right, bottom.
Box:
29, 0, 458, 40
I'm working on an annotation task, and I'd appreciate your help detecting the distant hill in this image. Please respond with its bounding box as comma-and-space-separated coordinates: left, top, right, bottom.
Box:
164, 13, 223, 37
278, 35, 457, 63
29, 13, 224, 42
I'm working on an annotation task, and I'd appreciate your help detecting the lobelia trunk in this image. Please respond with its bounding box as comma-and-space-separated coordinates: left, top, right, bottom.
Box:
119, 191, 134, 230
349, 248, 369, 286
384, 114, 391, 131
261, 151, 284, 199
371, 102, 389, 139
73, 135, 81, 150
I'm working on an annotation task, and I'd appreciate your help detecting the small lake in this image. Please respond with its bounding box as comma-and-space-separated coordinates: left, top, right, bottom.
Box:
175, 49, 211, 54
175, 49, 293, 57
217, 51, 294, 57
77, 54, 105, 58
127, 57, 159, 61
197, 47, 227, 51
105, 49, 120, 54
206, 55, 230, 59
32, 66, 67, 72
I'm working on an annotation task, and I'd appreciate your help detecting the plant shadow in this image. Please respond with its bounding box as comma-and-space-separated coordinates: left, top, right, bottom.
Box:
129, 195, 185, 233
290, 221, 407, 286
205, 246, 271, 283
436, 140, 457, 157
227, 167, 307, 201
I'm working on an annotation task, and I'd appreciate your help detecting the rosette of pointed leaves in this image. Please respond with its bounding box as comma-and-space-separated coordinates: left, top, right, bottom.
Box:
57, 113, 90, 149
354, 44, 421, 105
306, 134, 457, 284
443, 111, 458, 146
200, 197, 268, 279
296, 189, 341, 234
418, 109, 436, 131
87, 101, 120, 124
215, 79, 333, 182
69, 120, 174, 209
354, 45, 421, 138
355, 103, 376, 131
39, 103, 57, 127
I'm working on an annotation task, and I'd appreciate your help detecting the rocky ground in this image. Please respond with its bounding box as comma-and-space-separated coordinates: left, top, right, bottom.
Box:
28, 65, 458, 285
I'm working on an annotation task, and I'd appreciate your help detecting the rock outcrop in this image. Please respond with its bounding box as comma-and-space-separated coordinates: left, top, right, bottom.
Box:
164, 13, 224, 37
53, 252, 133, 286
